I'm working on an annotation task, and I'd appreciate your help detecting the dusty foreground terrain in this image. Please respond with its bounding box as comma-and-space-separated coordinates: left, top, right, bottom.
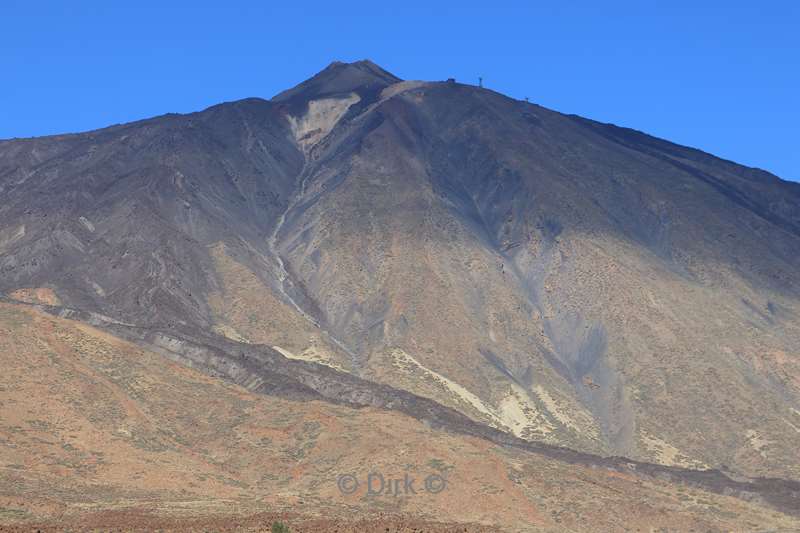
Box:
1, 510, 498, 533
2, 515, 506, 533
1, 301, 798, 532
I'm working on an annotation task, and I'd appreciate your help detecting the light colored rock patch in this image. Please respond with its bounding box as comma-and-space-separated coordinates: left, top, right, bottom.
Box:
787, 408, 800, 433
90, 281, 106, 297
745, 429, 770, 457
272, 345, 344, 371
78, 216, 95, 232
640, 431, 708, 469
391, 348, 506, 428
784, 415, 800, 434
213, 324, 251, 344
287, 93, 360, 151
498, 392, 529, 432
379, 80, 427, 100
533, 384, 582, 433
390, 348, 580, 439
499, 384, 554, 436
0, 225, 25, 253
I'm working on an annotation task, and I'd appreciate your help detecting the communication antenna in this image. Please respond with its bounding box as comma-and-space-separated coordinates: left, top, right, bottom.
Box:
478, 76, 483, 88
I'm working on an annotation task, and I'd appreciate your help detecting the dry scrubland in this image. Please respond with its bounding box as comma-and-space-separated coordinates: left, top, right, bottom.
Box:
1, 302, 798, 531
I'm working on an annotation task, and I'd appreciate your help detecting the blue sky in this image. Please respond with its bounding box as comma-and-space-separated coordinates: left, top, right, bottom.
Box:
2, 1, 798, 180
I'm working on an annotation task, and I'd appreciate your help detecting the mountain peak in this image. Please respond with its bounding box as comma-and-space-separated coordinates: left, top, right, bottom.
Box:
272, 59, 402, 102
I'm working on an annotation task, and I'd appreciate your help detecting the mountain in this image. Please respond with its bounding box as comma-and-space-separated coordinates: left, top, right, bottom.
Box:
1, 60, 799, 530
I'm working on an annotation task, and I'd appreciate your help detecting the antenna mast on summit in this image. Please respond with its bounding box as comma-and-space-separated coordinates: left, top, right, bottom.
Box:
478, 76, 483, 88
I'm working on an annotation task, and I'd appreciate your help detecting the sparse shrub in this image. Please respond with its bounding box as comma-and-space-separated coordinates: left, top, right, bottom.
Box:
271, 521, 290, 533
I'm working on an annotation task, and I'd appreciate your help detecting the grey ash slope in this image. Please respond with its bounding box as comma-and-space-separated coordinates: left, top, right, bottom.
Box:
1, 60, 800, 487
0, 97, 303, 326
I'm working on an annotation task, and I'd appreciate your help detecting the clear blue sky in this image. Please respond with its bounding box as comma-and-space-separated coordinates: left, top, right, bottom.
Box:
3, 1, 798, 180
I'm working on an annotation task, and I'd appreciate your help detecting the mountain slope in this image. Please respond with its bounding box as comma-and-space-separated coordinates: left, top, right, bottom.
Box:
1, 60, 799, 487
1, 300, 798, 532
